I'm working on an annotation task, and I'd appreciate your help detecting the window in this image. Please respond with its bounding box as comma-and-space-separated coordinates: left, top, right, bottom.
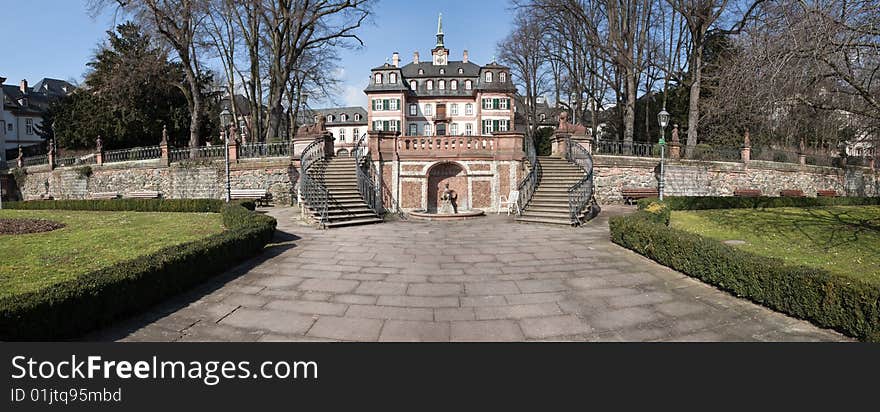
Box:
427, 80, 433, 90
439, 68, 445, 75
498, 120, 508, 132
451, 80, 458, 90
374, 120, 400, 132
500, 99, 509, 110
485, 71, 493, 82
483, 119, 493, 134
353, 128, 360, 137
540, 113, 546, 122
418, 69, 425, 75
465, 80, 472, 90
465, 103, 473, 115
409, 123, 417, 136
390, 99, 399, 111
424, 123, 433, 136
500, 72, 507, 83
314, 115, 319, 123
355, 113, 361, 121
439, 80, 445, 90
450, 104, 459, 116
339, 128, 346, 141
410, 80, 417, 90
375, 73, 383, 84
390, 121, 398, 132
483, 98, 493, 110
341, 114, 348, 122
25, 119, 34, 135
327, 115, 334, 122
375, 99, 401, 111
483, 98, 510, 110
409, 104, 418, 116
425, 104, 433, 116
458, 68, 464, 74
465, 123, 473, 136
390, 73, 397, 83
450, 123, 459, 135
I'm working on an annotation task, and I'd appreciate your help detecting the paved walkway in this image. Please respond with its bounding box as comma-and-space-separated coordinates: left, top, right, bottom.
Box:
92, 206, 848, 342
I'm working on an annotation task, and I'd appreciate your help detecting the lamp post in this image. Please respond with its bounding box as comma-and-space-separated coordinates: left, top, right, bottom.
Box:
657, 108, 670, 201
220, 108, 233, 203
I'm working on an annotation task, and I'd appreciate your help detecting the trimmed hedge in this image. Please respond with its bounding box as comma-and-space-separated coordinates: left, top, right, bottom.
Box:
609, 211, 880, 341
2, 198, 252, 213
636, 196, 880, 211
0, 200, 275, 340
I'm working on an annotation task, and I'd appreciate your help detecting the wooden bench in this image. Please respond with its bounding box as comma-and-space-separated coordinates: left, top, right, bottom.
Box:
734, 188, 762, 197
124, 190, 161, 199
816, 190, 838, 197
88, 192, 120, 200
230, 189, 273, 207
621, 187, 659, 205
780, 189, 805, 197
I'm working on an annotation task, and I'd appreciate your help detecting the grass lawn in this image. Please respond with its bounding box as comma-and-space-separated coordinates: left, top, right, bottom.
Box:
0, 210, 224, 299
672, 206, 880, 285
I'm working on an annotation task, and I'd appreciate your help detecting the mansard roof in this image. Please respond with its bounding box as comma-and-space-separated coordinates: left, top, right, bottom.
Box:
400, 61, 481, 78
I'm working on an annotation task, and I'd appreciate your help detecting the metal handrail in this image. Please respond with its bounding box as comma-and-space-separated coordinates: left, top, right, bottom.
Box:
104, 146, 162, 163
565, 137, 596, 226
515, 133, 541, 215
352, 133, 384, 217
238, 142, 290, 159
299, 137, 330, 228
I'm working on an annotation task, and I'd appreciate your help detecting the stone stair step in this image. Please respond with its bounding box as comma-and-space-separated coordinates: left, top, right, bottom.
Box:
325, 217, 384, 228
515, 216, 573, 226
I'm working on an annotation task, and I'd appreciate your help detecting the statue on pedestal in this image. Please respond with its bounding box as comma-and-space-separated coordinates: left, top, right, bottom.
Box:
438, 183, 458, 214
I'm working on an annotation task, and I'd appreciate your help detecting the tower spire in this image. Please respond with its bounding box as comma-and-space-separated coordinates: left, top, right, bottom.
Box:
436, 13, 444, 47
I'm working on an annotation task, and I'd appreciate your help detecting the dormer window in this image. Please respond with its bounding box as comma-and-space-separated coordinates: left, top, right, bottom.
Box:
327, 115, 334, 122
500, 72, 507, 83
375, 73, 383, 84
465, 80, 472, 90
390, 73, 398, 83
418, 69, 425, 75
354, 113, 362, 121
485, 72, 493, 82
439, 68, 445, 75
439, 80, 445, 90
341, 114, 348, 122
427, 80, 433, 90
458, 68, 463, 74
410, 80, 417, 90
314, 115, 319, 123
451, 80, 458, 90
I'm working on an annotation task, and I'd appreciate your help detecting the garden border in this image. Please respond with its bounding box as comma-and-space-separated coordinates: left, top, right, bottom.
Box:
610, 199, 880, 341
0, 199, 275, 340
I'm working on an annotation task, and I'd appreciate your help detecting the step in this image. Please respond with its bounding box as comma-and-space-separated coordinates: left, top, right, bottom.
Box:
324, 217, 384, 228
525, 206, 570, 214
521, 210, 571, 219
527, 201, 570, 209
515, 216, 573, 226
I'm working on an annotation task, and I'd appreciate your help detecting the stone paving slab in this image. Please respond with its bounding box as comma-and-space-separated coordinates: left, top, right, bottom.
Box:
90, 206, 850, 342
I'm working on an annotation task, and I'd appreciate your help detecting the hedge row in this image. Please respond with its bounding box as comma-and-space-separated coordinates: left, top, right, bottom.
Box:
0, 200, 275, 340
636, 196, 880, 211
609, 211, 880, 341
3, 198, 256, 213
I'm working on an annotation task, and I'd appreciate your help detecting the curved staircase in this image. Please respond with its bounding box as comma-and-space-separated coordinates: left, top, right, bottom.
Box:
516, 156, 590, 226
307, 157, 383, 228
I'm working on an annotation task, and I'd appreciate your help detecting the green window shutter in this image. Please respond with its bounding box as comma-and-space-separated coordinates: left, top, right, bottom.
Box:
396, 99, 401, 110
382, 99, 389, 111
493, 120, 499, 132
493, 99, 500, 110
383, 120, 390, 131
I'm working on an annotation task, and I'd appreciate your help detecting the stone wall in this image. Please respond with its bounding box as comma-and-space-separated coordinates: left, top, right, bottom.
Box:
16, 158, 298, 204
593, 155, 880, 203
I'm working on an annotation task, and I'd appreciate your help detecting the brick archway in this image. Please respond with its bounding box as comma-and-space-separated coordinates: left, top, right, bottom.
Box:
427, 162, 467, 212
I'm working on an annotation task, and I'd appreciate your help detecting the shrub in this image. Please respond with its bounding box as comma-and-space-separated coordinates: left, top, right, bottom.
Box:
642, 201, 670, 226
0, 201, 276, 340
609, 211, 880, 341
637, 196, 880, 211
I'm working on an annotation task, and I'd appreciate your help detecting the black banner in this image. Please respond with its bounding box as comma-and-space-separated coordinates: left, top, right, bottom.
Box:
1, 343, 876, 410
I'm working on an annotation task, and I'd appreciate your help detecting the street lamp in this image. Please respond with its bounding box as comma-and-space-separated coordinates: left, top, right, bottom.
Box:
220, 108, 233, 203
657, 108, 670, 201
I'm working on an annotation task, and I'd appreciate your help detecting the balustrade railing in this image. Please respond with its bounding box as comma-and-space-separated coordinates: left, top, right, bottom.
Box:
565, 138, 595, 226
353, 133, 383, 217
54, 157, 78, 167
238, 142, 290, 159
516, 133, 541, 215
169, 145, 225, 162
300, 137, 330, 228
594, 140, 658, 157
397, 136, 496, 155
104, 146, 161, 163
22, 155, 49, 167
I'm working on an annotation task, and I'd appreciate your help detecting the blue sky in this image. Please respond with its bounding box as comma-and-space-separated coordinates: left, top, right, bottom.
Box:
2, 0, 516, 109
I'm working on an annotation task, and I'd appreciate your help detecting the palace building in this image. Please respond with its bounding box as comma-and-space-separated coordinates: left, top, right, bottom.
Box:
365, 14, 516, 138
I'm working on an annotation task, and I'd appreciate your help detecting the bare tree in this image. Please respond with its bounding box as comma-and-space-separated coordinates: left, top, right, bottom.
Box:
498, 11, 550, 138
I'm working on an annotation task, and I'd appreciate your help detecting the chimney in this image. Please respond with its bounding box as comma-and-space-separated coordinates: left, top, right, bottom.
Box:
392, 52, 400, 67
20, 79, 28, 94
463, 50, 469, 64
413, 51, 420, 64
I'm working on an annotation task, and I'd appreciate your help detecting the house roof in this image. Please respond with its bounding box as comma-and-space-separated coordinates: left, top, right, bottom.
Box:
301, 107, 368, 126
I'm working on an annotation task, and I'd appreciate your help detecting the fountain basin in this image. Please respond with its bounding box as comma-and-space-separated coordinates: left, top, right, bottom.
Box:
408, 209, 486, 221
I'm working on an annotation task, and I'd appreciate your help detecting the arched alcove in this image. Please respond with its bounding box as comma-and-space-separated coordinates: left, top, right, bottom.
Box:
426, 162, 467, 212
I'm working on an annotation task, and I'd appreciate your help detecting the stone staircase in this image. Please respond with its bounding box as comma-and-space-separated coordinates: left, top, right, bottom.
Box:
516, 156, 588, 226
304, 156, 383, 228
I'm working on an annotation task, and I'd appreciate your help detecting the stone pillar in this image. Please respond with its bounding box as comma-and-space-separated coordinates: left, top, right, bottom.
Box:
95, 136, 104, 166
551, 131, 571, 159
227, 126, 239, 162
369, 130, 399, 162
47, 139, 55, 170
741, 130, 751, 163
159, 125, 170, 166
322, 131, 335, 158
493, 131, 525, 161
